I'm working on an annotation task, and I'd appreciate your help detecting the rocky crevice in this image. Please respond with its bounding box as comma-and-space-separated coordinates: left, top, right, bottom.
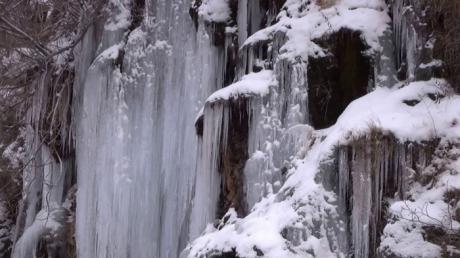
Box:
308, 29, 372, 129
210, 98, 250, 219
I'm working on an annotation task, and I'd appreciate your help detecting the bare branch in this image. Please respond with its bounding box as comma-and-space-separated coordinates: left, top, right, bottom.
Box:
0, 16, 50, 56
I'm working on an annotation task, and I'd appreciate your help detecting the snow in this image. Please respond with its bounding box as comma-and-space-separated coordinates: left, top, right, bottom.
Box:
94, 43, 125, 62
206, 70, 276, 103
328, 79, 460, 142
197, 0, 231, 23
187, 125, 339, 257
105, 0, 131, 31
243, 0, 391, 61
419, 59, 443, 69
380, 219, 443, 258
187, 196, 301, 258
380, 138, 460, 257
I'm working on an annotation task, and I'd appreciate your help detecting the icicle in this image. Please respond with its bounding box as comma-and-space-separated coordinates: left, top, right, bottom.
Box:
74, 1, 229, 257
237, 0, 249, 48
189, 104, 225, 239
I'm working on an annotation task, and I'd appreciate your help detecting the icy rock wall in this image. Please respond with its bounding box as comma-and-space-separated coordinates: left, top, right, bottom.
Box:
194, 1, 392, 256
336, 133, 435, 258
186, 1, 460, 257
197, 0, 297, 219
10, 0, 456, 257
331, 3, 456, 255
242, 57, 310, 210
391, 0, 444, 82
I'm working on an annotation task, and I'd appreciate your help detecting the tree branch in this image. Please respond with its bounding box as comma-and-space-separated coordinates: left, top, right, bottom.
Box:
0, 16, 50, 56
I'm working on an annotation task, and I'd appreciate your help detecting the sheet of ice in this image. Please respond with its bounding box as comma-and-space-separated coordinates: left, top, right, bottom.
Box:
75, 0, 227, 257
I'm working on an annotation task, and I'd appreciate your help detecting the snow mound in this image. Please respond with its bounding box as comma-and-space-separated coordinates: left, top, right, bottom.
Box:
206, 70, 277, 103
197, 0, 231, 23
328, 79, 460, 143
243, 0, 390, 60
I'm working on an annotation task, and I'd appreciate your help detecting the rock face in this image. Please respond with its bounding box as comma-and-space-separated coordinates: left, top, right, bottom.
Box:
308, 29, 372, 129
4, 0, 460, 258
215, 99, 250, 218
336, 133, 437, 258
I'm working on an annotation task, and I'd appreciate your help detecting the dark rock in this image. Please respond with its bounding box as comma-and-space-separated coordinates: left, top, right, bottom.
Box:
195, 113, 204, 136
403, 99, 420, 106
189, 0, 202, 31
427, 93, 445, 102
129, 0, 145, 31
308, 29, 372, 129
253, 246, 264, 256
216, 98, 250, 219
397, 62, 407, 81
210, 250, 239, 258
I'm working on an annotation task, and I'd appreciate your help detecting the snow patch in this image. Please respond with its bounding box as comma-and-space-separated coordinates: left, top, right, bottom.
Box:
206, 70, 276, 103
198, 0, 231, 23
243, 0, 390, 60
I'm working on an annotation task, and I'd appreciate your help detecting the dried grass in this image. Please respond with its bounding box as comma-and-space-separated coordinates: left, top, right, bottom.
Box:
316, 0, 336, 9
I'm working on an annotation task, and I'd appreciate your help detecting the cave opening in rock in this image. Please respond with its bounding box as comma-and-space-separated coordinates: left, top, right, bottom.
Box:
308, 29, 373, 129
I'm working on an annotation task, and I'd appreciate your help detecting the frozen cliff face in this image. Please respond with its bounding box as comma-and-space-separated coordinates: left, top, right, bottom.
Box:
186, 0, 460, 258
6, 0, 460, 257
